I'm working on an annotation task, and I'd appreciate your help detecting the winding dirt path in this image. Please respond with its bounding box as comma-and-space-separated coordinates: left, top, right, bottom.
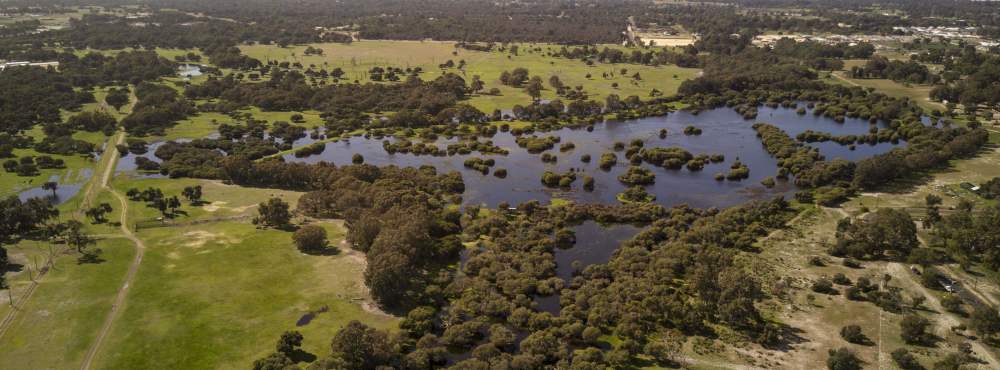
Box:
79, 132, 146, 370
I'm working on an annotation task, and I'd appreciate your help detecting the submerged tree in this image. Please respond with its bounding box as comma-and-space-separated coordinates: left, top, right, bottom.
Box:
42, 181, 58, 197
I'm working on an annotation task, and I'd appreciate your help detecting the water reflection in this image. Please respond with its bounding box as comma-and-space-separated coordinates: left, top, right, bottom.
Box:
286, 105, 906, 209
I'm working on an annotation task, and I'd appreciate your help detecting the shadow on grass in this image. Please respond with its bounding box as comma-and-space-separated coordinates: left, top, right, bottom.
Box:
288, 349, 316, 364
302, 246, 340, 256
629, 357, 682, 369
2, 262, 24, 274
77, 250, 105, 265
765, 324, 809, 352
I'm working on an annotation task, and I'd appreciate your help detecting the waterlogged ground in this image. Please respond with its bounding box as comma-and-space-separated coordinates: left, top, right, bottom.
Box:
108, 104, 912, 316
111, 105, 905, 209
286, 105, 905, 209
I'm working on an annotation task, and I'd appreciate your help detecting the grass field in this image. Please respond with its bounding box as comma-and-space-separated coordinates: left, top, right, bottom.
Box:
0, 238, 136, 369
91, 220, 397, 369
240, 40, 701, 113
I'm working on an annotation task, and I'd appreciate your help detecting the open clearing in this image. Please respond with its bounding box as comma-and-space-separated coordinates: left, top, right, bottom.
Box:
746, 146, 1000, 369
90, 221, 397, 369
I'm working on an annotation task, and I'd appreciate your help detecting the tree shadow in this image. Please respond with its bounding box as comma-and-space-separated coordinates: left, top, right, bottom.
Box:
77, 250, 105, 265
907, 333, 944, 348
869, 171, 937, 195
302, 246, 340, 256
2, 262, 24, 274
852, 335, 876, 347
629, 357, 682, 369
912, 306, 941, 315
288, 349, 316, 364
763, 325, 809, 351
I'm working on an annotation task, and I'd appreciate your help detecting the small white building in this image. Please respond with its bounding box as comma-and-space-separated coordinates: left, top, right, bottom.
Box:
0, 61, 60, 71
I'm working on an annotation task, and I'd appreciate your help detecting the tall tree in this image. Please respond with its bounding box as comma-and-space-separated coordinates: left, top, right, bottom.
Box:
256, 197, 291, 228
64, 220, 95, 255
181, 185, 203, 205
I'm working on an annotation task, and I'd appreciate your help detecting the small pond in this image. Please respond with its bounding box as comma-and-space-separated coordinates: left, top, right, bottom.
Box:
17, 170, 92, 205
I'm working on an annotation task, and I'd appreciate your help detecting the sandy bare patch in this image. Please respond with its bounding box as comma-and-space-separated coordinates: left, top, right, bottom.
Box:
642, 37, 695, 46
361, 301, 393, 317
177, 230, 241, 248
231, 204, 257, 213
202, 201, 256, 214
202, 201, 227, 212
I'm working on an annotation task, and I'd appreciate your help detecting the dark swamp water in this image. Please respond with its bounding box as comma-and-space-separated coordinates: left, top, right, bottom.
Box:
285, 105, 904, 210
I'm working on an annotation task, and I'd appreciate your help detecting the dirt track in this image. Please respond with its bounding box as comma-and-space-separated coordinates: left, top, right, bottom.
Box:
79, 132, 147, 370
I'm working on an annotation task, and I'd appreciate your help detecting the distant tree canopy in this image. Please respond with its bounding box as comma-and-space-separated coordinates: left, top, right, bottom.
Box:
212, 70, 475, 123
122, 82, 196, 136
849, 55, 939, 84
0, 67, 93, 135
59, 50, 176, 86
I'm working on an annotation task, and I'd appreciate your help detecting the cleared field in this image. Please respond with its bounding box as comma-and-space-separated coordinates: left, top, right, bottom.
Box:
754, 206, 983, 369
240, 40, 701, 113
0, 238, 136, 369
91, 220, 397, 369
750, 146, 1000, 368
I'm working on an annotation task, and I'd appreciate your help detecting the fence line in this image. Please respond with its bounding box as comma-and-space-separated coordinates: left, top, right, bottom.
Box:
134, 214, 252, 230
